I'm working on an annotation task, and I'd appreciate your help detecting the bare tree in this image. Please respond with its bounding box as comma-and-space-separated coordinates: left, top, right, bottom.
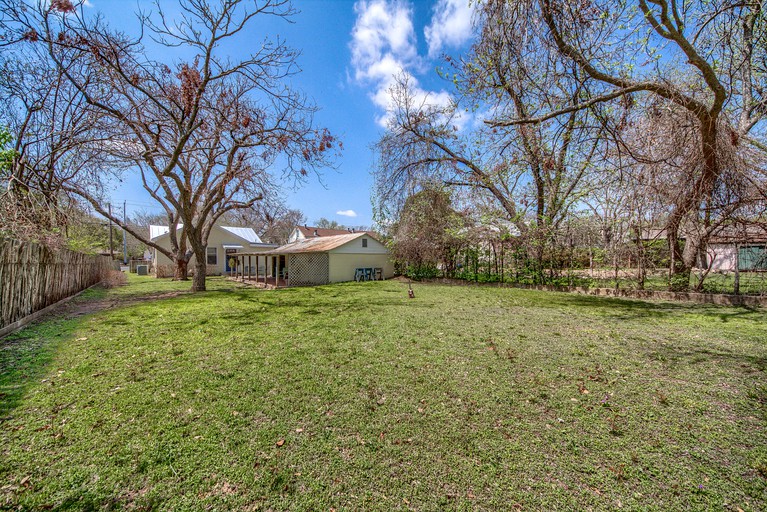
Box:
484, 0, 766, 289
0, 30, 111, 247
1, 0, 338, 290
374, 17, 604, 274
221, 198, 305, 244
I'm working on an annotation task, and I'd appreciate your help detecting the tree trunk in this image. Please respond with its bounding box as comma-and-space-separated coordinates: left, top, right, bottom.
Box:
174, 257, 189, 280
667, 230, 692, 291
192, 258, 207, 292
734, 244, 740, 295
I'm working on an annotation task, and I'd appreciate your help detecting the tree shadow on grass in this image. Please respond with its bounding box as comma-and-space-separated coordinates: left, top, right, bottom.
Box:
537, 291, 765, 323
0, 286, 196, 421
644, 342, 767, 372
0, 317, 82, 420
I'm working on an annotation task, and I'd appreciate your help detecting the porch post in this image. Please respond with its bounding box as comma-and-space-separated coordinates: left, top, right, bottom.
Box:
248, 255, 252, 281
275, 256, 279, 288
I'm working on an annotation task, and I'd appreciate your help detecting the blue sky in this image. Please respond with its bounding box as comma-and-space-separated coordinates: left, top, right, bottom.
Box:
99, 0, 477, 228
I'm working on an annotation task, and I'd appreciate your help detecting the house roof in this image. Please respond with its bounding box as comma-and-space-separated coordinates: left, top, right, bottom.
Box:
149, 224, 263, 244
640, 223, 767, 244
149, 224, 172, 240
238, 232, 371, 255
220, 226, 262, 243
295, 225, 372, 238
709, 224, 767, 244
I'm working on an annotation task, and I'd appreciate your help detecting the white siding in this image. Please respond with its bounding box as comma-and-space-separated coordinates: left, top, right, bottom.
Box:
328, 253, 394, 282
707, 244, 737, 272
330, 236, 389, 255
151, 225, 270, 276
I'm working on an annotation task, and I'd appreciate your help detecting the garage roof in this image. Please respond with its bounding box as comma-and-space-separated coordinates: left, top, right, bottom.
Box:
237, 232, 370, 255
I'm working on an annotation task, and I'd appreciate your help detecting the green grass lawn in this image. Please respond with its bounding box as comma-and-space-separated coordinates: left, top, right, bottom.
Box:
1, 275, 766, 510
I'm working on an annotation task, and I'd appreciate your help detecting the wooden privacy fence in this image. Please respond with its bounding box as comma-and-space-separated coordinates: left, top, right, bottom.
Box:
0, 238, 112, 332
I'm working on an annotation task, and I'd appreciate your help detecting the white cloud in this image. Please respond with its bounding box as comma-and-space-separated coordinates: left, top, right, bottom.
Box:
424, 0, 475, 59
350, 0, 468, 129
337, 210, 358, 218
350, 0, 418, 81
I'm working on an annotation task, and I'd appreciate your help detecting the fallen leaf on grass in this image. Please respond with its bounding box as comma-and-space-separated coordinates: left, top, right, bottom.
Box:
276, 439, 285, 447
76, 337, 88, 341
295, 428, 304, 433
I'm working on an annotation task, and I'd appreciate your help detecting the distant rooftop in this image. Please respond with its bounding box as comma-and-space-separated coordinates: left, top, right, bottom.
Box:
296, 225, 369, 238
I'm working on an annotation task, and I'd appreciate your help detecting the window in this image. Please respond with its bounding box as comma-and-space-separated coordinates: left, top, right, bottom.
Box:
206, 247, 217, 265
362, 238, 368, 248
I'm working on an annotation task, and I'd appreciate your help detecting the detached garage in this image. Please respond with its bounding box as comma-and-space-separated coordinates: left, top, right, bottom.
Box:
233, 232, 394, 287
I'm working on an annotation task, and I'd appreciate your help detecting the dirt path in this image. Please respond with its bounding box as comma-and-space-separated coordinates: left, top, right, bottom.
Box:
55, 289, 191, 321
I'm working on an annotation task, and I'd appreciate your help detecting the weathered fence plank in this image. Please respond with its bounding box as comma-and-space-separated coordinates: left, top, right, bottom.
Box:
0, 239, 112, 332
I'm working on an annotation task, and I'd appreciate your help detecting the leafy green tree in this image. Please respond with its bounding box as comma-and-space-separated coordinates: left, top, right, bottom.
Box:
0, 127, 13, 171
390, 187, 466, 278
315, 218, 343, 230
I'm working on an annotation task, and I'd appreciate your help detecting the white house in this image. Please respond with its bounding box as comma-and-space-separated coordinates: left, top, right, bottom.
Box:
149, 224, 276, 277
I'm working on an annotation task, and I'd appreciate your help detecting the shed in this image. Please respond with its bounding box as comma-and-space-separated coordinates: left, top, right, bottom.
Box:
706, 224, 767, 271
234, 232, 394, 287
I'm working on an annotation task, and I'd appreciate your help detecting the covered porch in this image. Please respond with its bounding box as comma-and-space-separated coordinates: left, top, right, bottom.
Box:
228, 251, 289, 288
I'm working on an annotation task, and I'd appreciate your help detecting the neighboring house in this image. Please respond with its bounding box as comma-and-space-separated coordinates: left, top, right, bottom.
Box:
639, 224, 767, 271
287, 225, 368, 243
149, 224, 276, 277
235, 232, 394, 286
706, 225, 767, 272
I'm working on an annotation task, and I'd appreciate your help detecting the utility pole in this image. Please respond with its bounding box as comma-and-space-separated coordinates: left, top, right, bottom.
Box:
123, 201, 128, 265
108, 202, 114, 260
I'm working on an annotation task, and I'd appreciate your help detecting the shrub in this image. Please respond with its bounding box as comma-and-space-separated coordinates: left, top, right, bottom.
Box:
102, 270, 128, 288
405, 264, 440, 280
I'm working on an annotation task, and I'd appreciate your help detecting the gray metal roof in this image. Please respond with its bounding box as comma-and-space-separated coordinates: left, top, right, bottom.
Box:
220, 226, 262, 244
